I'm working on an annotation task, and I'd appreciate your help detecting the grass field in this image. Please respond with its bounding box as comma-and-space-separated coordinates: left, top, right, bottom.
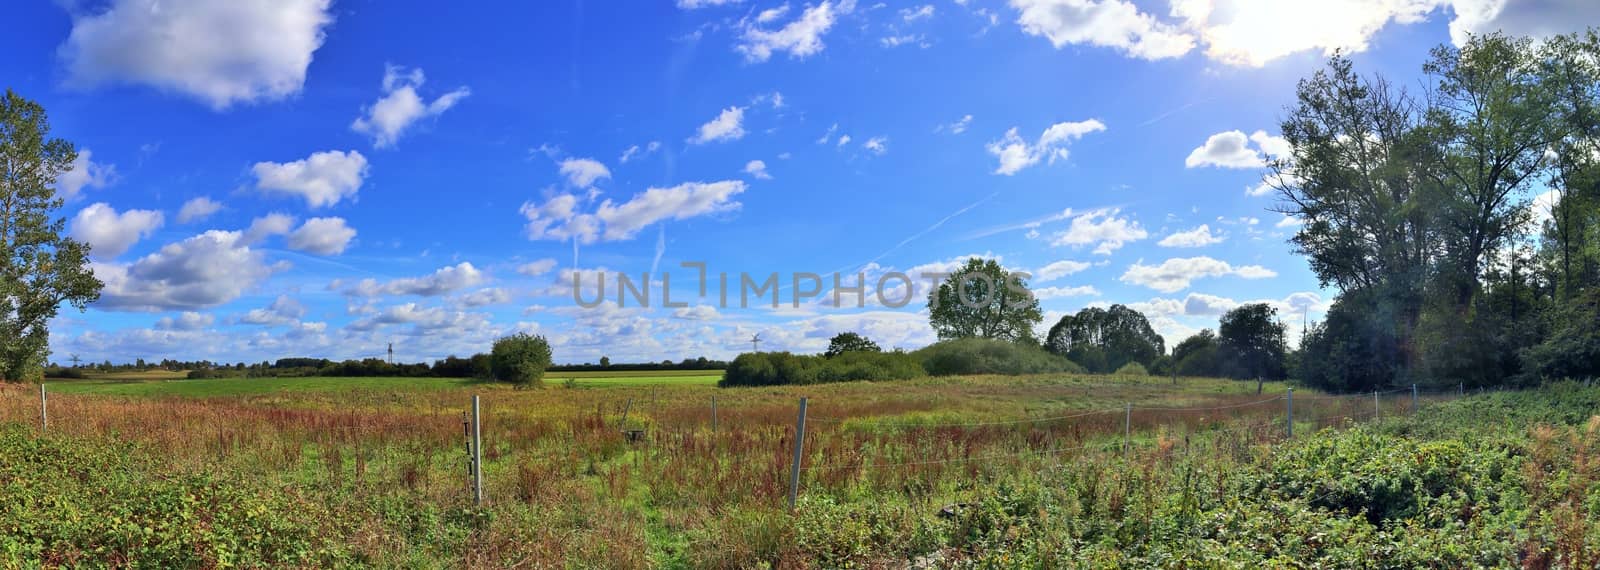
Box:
43, 369, 724, 397
2, 374, 1596, 568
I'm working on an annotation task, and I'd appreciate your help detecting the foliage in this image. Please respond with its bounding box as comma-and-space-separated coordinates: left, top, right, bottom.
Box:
913, 337, 1084, 376
824, 332, 881, 358
1217, 303, 1288, 380
490, 333, 552, 387
718, 350, 923, 386
1172, 329, 1220, 377
1044, 304, 1165, 373
0, 90, 102, 381
926, 258, 1043, 344
1521, 289, 1600, 381
1112, 362, 1148, 376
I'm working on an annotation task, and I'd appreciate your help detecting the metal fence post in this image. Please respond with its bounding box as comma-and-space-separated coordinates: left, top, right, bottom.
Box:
1411, 384, 1418, 415
711, 396, 718, 433
1373, 390, 1380, 419
39, 384, 47, 434
787, 397, 809, 511
471, 395, 484, 506
1286, 388, 1294, 438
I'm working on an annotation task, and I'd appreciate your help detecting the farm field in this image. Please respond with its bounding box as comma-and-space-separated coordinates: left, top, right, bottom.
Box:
1, 375, 1597, 568
42, 369, 723, 397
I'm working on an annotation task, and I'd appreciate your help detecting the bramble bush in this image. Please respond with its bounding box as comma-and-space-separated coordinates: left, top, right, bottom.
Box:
914, 337, 1084, 376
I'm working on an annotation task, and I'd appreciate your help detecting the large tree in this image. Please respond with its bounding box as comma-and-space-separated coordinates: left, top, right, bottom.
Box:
927, 258, 1042, 344
0, 90, 101, 381
1044, 304, 1165, 373
824, 332, 881, 358
1216, 303, 1288, 380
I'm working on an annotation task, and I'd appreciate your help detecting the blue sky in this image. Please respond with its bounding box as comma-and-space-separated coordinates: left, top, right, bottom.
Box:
6, 0, 1594, 364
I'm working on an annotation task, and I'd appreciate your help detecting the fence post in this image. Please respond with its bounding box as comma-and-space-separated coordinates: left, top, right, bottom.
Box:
1373, 390, 1380, 419
711, 395, 718, 433
619, 398, 632, 430
39, 384, 47, 434
1411, 384, 1418, 415
1286, 388, 1294, 438
1123, 403, 1132, 455
471, 395, 484, 506
1459, 382, 1464, 397
787, 397, 809, 511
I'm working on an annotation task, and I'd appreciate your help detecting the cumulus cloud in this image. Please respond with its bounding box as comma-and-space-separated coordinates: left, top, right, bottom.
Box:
1009, 0, 1195, 60
453, 287, 513, 308
517, 258, 558, 277
1035, 285, 1101, 299
92, 230, 287, 311
688, 106, 746, 144
176, 197, 222, 224
987, 119, 1106, 175
55, 149, 116, 200
346, 262, 485, 297
242, 213, 295, 244
1049, 208, 1148, 255
287, 217, 356, 255
155, 311, 215, 331
1035, 260, 1091, 282
1157, 224, 1225, 247
70, 203, 164, 260
252, 150, 369, 208
736, 1, 837, 62
350, 65, 470, 148
1185, 130, 1286, 168
744, 159, 772, 179
558, 157, 612, 188
1119, 256, 1277, 293
238, 295, 306, 325
863, 136, 889, 155
521, 181, 747, 243
59, 0, 334, 109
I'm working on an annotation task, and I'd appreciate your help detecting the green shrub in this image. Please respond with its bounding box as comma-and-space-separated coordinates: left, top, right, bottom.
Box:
719, 350, 924, 387
489, 333, 552, 387
913, 338, 1083, 376
1113, 362, 1148, 376
43, 366, 86, 379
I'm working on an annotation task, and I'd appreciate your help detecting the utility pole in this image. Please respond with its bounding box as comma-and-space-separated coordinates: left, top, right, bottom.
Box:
387, 343, 394, 365
750, 333, 762, 353
68, 354, 82, 368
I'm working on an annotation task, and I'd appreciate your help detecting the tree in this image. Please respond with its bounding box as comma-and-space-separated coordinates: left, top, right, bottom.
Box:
599, 355, 611, 368
927, 258, 1042, 344
1217, 303, 1288, 380
824, 332, 881, 358
1044, 305, 1164, 373
1172, 329, 1220, 377
490, 333, 552, 387
0, 90, 102, 381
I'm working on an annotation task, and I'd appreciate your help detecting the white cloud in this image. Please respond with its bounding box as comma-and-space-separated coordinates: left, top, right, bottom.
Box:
1447, 0, 1600, 46
55, 149, 116, 200
521, 181, 746, 244
758, 4, 792, 22
155, 311, 215, 331
92, 230, 287, 311
347, 262, 485, 297
1049, 208, 1147, 255
517, 258, 558, 277
1157, 224, 1225, 247
350, 65, 469, 148
863, 136, 889, 155
744, 159, 773, 179
1035, 260, 1091, 281
60, 0, 334, 109
1275, 215, 1303, 229
938, 114, 973, 134
1185, 130, 1262, 168
902, 4, 936, 21
737, 1, 837, 62
558, 157, 612, 188
619, 141, 661, 163
240, 214, 293, 247
688, 106, 746, 144
454, 287, 513, 308
987, 119, 1106, 175
1009, 0, 1195, 60
238, 295, 306, 326
176, 197, 222, 224
70, 203, 164, 260
1119, 256, 1277, 293
287, 217, 356, 255
1035, 285, 1101, 299
252, 150, 369, 208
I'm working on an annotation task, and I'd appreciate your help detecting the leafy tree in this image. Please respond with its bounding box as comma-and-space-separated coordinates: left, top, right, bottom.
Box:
1217, 303, 1288, 380
1172, 329, 1220, 377
599, 355, 611, 368
0, 90, 102, 381
1044, 305, 1164, 373
490, 333, 552, 387
927, 258, 1042, 344
824, 332, 881, 358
